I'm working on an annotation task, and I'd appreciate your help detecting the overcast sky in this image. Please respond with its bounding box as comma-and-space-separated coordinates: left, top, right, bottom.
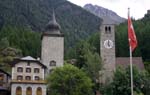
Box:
67, 0, 150, 19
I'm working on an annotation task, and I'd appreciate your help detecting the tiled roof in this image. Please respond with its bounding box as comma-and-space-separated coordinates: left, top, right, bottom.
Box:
116, 57, 144, 70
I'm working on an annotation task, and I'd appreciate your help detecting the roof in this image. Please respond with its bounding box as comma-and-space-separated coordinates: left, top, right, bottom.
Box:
12, 56, 47, 68
116, 57, 144, 70
21, 56, 36, 60
44, 10, 61, 34
102, 17, 116, 25
0, 69, 11, 77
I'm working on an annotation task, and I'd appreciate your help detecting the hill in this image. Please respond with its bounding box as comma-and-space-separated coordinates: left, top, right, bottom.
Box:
0, 0, 102, 52
84, 4, 125, 24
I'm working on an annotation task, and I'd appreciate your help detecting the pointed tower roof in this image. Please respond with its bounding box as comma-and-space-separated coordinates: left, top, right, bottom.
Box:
45, 10, 61, 34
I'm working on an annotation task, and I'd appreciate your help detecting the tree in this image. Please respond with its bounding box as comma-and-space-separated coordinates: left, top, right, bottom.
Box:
47, 64, 94, 95
82, 49, 101, 90
102, 67, 150, 95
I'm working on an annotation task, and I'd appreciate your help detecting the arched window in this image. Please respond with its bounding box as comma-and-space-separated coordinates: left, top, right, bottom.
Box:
36, 87, 42, 95
26, 87, 32, 95
16, 86, 22, 95
105, 26, 108, 32
108, 26, 111, 33
49, 60, 56, 66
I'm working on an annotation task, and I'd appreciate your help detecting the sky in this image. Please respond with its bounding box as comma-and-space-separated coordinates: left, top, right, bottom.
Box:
67, 0, 150, 19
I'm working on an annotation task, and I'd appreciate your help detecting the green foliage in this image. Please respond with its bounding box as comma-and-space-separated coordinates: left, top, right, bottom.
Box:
0, 0, 101, 50
144, 62, 150, 74
66, 34, 101, 91
47, 64, 94, 95
0, 25, 41, 57
101, 67, 150, 95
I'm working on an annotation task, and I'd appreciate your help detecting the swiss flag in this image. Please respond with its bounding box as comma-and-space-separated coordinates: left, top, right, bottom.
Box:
128, 16, 137, 52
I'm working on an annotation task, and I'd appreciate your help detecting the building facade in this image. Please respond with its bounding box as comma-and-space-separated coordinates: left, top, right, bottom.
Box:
11, 56, 47, 95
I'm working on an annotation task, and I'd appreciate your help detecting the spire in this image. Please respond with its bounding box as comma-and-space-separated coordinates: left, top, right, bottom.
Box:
45, 10, 61, 34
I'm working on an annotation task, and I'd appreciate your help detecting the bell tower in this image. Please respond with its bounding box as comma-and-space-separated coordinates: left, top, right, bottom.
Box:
41, 11, 64, 76
100, 20, 116, 83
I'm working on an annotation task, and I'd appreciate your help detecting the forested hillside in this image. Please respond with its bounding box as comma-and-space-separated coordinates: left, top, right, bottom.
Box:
0, 0, 102, 56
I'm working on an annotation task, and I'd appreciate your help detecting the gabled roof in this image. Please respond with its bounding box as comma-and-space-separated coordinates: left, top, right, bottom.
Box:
12, 56, 47, 68
116, 57, 144, 70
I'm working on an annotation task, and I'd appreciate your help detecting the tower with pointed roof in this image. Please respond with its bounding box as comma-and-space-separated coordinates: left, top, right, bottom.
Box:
100, 20, 116, 83
41, 11, 64, 76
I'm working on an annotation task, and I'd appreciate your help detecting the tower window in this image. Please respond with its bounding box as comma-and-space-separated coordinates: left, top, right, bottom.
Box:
17, 67, 23, 72
105, 26, 108, 33
108, 26, 111, 33
49, 60, 56, 66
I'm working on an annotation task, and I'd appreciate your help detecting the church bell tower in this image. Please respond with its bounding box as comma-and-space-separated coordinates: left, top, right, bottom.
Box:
100, 20, 116, 83
41, 11, 64, 76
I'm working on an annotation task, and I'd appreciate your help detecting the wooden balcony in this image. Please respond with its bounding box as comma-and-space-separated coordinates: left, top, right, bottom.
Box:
11, 79, 47, 84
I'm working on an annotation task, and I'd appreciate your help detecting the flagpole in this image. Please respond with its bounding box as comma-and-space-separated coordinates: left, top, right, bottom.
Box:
130, 46, 134, 95
128, 8, 134, 95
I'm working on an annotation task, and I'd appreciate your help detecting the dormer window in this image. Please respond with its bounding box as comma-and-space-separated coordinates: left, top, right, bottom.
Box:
49, 60, 56, 66
27, 62, 30, 66
17, 67, 23, 72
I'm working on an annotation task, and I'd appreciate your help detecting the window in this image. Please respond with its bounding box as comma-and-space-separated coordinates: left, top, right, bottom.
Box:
27, 62, 30, 66
108, 26, 111, 32
36, 87, 42, 95
35, 76, 40, 81
25, 76, 31, 80
0, 74, 4, 81
26, 68, 31, 73
17, 76, 23, 80
16, 86, 22, 95
26, 87, 32, 95
17, 67, 23, 72
49, 60, 56, 66
34, 68, 40, 73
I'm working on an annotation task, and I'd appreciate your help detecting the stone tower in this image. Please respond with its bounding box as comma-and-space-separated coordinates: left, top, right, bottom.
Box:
41, 11, 64, 75
100, 20, 116, 83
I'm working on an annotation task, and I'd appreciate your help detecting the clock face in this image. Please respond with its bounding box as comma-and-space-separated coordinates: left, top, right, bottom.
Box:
104, 40, 113, 49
